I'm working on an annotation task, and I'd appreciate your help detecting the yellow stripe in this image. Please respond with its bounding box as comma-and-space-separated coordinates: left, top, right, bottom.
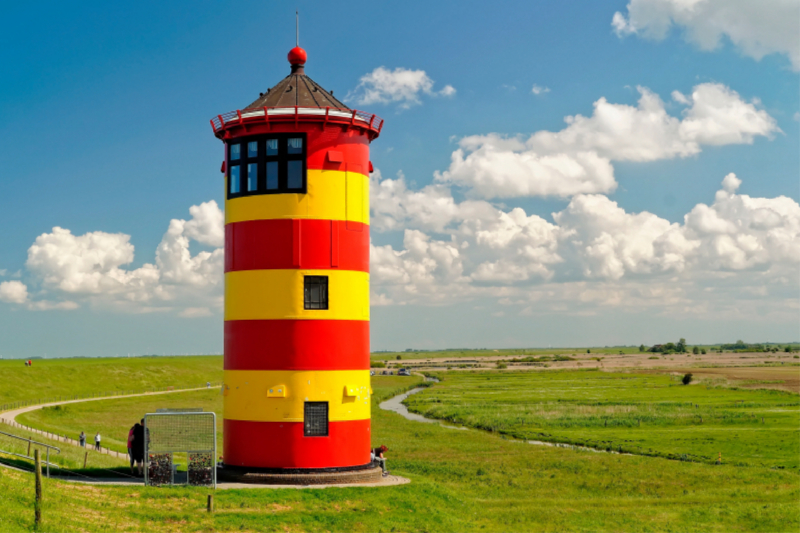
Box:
223, 370, 371, 422
225, 169, 370, 225
225, 269, 369, 321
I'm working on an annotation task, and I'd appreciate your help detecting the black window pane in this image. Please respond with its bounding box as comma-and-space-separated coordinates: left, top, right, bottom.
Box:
287, 138, 303, 155
229, 166, 240, 194
287, 160, 303, 190
230, 144, 240, 161
304, 276, 328, 310
266, 139, 278, 156
247, 163, 258, 191
304, 402, 328, 437
266, 161, 278, 190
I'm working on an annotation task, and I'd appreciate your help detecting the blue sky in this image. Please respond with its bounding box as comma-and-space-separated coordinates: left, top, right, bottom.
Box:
0, 0, 797, 357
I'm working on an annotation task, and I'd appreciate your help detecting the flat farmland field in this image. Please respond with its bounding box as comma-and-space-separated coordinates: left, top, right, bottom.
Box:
405, 370, 800, 468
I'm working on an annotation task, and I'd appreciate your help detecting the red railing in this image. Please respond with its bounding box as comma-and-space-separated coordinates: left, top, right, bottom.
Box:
210, 106, 384, 137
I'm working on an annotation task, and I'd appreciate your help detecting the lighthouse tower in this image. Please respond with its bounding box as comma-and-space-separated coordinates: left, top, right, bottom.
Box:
210, 46, 382, 474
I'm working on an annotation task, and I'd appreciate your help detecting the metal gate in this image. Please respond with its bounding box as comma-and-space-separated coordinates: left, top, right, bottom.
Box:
143, 412, 216, 487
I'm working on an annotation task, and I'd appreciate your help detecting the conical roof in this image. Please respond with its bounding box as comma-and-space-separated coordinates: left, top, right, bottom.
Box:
244, 48, 349, 110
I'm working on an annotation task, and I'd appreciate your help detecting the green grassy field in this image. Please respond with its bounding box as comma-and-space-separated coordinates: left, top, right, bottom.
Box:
405, 370, 800, 468
0, 356, 222, 407
0, 359, 798, 531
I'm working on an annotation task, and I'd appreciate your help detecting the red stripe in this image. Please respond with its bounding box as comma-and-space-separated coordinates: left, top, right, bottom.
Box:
225, 320, 369, 370
225, 219, 369, 273
223, 418, 370, 469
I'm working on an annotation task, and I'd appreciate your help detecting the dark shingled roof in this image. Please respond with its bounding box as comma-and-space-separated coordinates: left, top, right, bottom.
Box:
244, 65, 349, 110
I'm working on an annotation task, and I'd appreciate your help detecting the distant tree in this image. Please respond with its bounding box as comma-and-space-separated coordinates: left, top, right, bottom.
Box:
692, 346, 699, 354
677, 338, 687, 352
396, 355, 402, 360
682, 373, 693, 385
587, 349, 591, 354
639, 344, 646, 352
786, 346, 792, 353
701, 348, 707, 354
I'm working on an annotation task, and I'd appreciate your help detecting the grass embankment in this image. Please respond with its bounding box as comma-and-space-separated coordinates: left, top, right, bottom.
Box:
0, 424, 126, 474
0, 356, 222, 407
405, 370, 800, 468
0, 373, 797, 531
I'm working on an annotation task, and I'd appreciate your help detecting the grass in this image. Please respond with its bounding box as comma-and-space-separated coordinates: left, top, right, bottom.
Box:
0, 356, 222, 407
404, 370, 800, 468
0, 358, 798, 531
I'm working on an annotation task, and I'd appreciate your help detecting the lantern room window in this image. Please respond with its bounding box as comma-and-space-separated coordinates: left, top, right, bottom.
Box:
226, 133, 306, 198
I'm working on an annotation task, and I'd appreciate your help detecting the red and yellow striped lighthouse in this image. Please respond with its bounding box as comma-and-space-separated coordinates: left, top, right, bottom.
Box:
210, 46, 382, 471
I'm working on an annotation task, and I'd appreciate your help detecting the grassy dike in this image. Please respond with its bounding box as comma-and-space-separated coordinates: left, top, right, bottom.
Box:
0, 362, 798, 531
0, 356, 223, 406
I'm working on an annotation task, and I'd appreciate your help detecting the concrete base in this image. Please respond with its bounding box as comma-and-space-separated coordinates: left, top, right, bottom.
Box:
218, 463, 384, 485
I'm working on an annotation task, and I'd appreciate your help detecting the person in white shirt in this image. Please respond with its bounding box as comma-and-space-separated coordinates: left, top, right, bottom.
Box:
94, 432, 101, 451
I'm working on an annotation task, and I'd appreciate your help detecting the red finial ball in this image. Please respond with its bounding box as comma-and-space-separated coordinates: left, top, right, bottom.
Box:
288, 47, 307, 66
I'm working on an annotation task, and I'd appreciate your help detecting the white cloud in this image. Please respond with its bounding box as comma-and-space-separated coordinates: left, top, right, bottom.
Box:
532, 84, 550, 95
11, 201, 226, 314
612, 0, 800, 70
346, 67, 456, 109
435, 83, 777, 199
178, 307, 213, 318
370, 169, 800, 316
0, 281, 28, 304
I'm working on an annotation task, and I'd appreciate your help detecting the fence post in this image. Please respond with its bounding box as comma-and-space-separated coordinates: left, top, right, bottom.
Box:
83, 451, 88, 469
34, 449, 42, 530
207, 494, 214, 513
27, 437, 32, 456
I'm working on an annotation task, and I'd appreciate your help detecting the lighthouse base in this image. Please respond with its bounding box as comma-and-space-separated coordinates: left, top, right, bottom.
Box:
217, 462, 383, 485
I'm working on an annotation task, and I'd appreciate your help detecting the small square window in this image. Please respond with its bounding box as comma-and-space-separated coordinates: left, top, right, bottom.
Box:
266, 139, 278, 156
229, 166, 240, 194
304, 402, 328, 437
266, 161, 279, 190
248, 141, 258, 158
287, 138, 303, 155
230, 144, 241, 161
287, 160, 303, 190
247, 163, 258, 191
304, 276, 328, 310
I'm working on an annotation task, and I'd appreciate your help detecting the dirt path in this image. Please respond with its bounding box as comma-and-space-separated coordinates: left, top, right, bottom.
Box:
0, 387, 218, 460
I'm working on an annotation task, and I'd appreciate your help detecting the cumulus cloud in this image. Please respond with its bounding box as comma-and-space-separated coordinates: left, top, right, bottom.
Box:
0, 281, 29, 304
435, 83, 778, 199
346, 67, 456, 109
370, 170, 800, 315
11, 201, 225, 315
612, 0, 800, 70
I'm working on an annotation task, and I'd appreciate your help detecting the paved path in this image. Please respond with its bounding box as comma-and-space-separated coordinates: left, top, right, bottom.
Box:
0, 387, 219, 460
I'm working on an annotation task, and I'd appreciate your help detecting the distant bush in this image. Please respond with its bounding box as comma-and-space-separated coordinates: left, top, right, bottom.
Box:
370, 361, 386, 368
701, 349, 707, 354
648, 356, 659, 360
682, 373, 693, 385
396, 355, 402, 360
692, 346, 699, 354
496, 362, 507, 369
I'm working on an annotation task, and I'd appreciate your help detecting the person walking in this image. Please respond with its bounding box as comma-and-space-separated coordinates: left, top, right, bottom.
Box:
131, 421, 146, 476
79, 431, 86, 448
94, 432, 101, 451
371, 445, 389, 476
127, 425, 136, 474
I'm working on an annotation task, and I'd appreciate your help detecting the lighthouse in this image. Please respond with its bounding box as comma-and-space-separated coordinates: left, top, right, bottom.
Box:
211, 45, 382, 475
